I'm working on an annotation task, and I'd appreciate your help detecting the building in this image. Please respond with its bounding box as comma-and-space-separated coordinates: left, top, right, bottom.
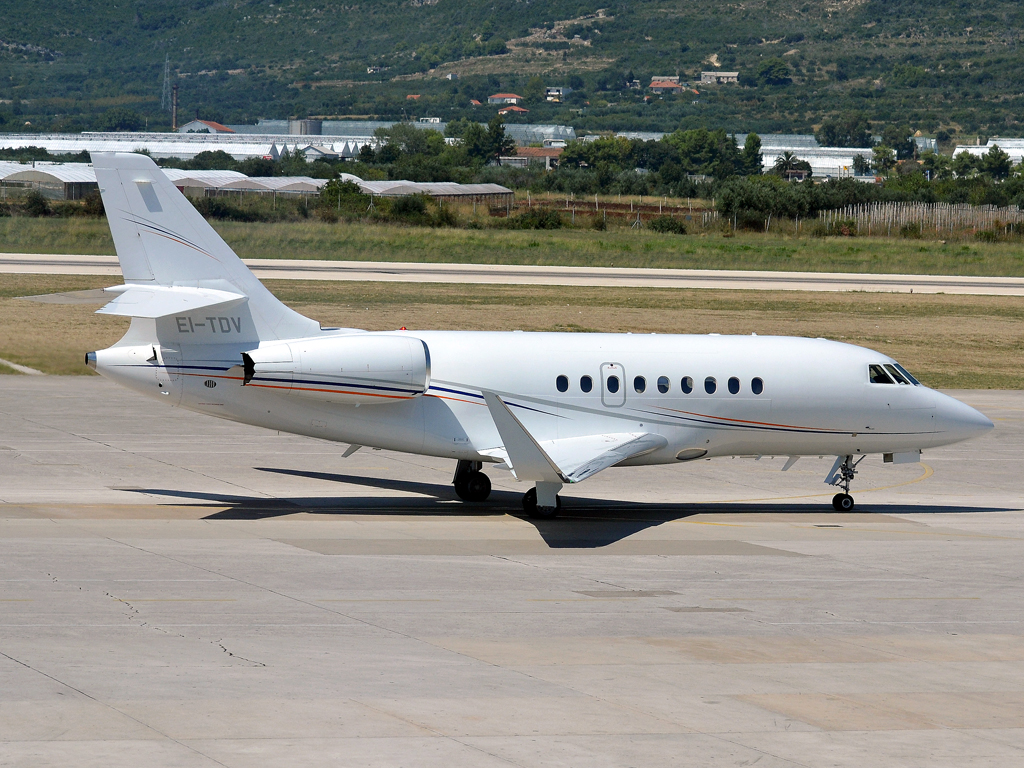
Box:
951, 138, 1024, 163
649, 80, 684, 94
177, 119, 236, 134
498, 105, 529, 116
650, 76, 680, 84
700, 71, 739, 84
545, 86, 572, 102
418, 117, 442, 124
488, 93, 524, 105
469, 99, 482, 106
358, 180, 512, 206
295, 145, 340, 161
0, 161, 98, 200
500, 146, 563, 170
162, 169, 247, 197
445, 73, 459, 81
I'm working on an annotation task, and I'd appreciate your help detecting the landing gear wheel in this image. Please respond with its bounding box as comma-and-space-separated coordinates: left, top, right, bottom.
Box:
455, 471, 491, 502
523, 487, 561, 519
832, 493, 854, 512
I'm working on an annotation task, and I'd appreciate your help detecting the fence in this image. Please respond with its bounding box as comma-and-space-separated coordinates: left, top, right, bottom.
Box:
818, 202, 1024, 236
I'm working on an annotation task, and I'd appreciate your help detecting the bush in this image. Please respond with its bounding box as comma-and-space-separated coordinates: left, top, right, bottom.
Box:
899, 222, 922, 238
648, 215, 687, 234
510, 208, 563, 230
591, 214, 607, 231
22, 191, 50, 217
192, 196, 263, 222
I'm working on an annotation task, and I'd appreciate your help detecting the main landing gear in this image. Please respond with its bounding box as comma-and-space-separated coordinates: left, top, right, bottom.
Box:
522, 482, 562, 519
828, 454, 865, 511
453, 460, 491, 502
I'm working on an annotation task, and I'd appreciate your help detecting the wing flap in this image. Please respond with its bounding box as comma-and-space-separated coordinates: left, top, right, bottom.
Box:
481, 391, 667, 483
544, 432, 668, 483
96, 285, 248, 318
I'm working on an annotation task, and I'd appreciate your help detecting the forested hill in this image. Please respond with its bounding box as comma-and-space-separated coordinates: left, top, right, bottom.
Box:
1, 0, 1022, 137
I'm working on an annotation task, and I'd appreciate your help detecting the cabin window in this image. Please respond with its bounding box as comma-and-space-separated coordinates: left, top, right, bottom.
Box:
869, 364, 895, 384
633, 376, 646, 393
751, 377, 764, 395
705, 376, 717, 394
884, 364, 911, 385
556, 375, 569, 392
893, 362, 921, 386
607, 375, 620, 394
580, 375, 593, 393
681, 376, 693, 394
728, 376, 740, 394
657, 375, 670, 394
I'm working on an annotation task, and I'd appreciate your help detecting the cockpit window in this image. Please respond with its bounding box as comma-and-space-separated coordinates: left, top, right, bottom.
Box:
884, 364, 911, 385
893, 362, 921, 386
869, 364, 895, 384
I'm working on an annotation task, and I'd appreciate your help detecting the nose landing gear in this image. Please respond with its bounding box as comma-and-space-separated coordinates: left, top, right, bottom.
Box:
453, 460, 491, 502
827, 454, 864, 511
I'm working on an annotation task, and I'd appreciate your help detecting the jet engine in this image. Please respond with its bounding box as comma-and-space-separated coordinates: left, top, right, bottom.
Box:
241, 333, 429, 405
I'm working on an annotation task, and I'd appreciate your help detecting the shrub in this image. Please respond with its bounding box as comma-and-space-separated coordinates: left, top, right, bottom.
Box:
511, 208, 563, 230
648, 215, 687, 235
899, 222, 922, 238
591, 214, 607, 231
192, 196, 262, 222
22, 191, 50, 217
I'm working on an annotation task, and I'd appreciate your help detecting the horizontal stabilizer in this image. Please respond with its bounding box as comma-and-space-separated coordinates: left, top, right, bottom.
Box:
96, 285, 247, 318
481, 391, 667, 483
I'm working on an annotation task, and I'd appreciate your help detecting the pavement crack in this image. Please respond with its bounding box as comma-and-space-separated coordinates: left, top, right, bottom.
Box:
213, 639, 266, 667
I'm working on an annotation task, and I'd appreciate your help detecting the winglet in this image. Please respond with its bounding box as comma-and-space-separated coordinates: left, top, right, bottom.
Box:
481, 392, 566, 483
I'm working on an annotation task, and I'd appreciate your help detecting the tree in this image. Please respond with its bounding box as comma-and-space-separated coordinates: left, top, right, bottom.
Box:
756, 58, 792, 86
771, 151, 810, 177
567, 74, 585, 91
880, 124, 916, 160
981, 145, 1012, 180
98, 107, 143, 132
741, 133, 763, 175
852, 154, 872, 176
816, 113, 873, 148
951, 151, 978, 178
920, 150, 952, 181
463, 117, 513, 164
871, 146, 897, 175
524, 76, 545, 103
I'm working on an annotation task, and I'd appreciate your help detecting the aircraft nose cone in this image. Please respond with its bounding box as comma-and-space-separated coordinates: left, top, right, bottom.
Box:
937, 395, 994, 443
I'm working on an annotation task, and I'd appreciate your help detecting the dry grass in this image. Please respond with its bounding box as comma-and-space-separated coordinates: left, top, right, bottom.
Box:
1, 274, 1021, 389
3, 217, 1024, 276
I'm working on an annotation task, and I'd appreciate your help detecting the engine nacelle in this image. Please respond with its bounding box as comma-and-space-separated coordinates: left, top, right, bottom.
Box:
242, 333, 429, 405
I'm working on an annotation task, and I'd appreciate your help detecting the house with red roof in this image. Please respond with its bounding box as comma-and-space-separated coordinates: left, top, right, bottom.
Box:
488, 93, 524, 105
177, 119, 236, 134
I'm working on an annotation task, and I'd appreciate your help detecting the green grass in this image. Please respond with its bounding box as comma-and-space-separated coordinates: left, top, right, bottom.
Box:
3, 217, 1024, 276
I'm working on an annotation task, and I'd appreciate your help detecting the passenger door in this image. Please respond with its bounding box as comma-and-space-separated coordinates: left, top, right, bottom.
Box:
600, 362, 626, 407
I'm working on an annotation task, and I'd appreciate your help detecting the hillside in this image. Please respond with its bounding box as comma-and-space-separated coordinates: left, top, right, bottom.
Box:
1, 1, 1022, 137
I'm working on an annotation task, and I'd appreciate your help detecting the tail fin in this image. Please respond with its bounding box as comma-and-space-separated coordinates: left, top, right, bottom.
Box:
92, 152, 319, 340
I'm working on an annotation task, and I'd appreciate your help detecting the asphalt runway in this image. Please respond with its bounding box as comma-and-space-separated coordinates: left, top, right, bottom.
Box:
2, 377, 1023, 767
4, 252, 1024, 295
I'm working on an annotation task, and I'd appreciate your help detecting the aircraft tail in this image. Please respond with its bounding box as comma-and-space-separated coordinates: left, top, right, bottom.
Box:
91, 152, 320, 341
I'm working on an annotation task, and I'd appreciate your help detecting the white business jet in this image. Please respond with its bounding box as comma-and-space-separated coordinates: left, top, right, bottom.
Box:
85, 153, 992, 517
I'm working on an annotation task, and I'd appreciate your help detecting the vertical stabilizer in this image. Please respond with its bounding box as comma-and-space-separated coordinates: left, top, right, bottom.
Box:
91, 152, 320, 341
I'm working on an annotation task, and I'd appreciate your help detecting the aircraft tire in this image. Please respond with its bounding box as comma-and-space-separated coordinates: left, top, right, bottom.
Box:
832, 493, 854, 512
523, 487, 560, 519
455, 471, 491, 502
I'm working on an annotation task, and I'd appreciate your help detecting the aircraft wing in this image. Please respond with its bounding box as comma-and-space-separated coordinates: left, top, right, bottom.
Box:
96, 285, 248, 318
482, 391, 667, 483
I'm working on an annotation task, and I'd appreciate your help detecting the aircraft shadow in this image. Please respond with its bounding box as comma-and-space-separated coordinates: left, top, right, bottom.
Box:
122, 469, 1014, 550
